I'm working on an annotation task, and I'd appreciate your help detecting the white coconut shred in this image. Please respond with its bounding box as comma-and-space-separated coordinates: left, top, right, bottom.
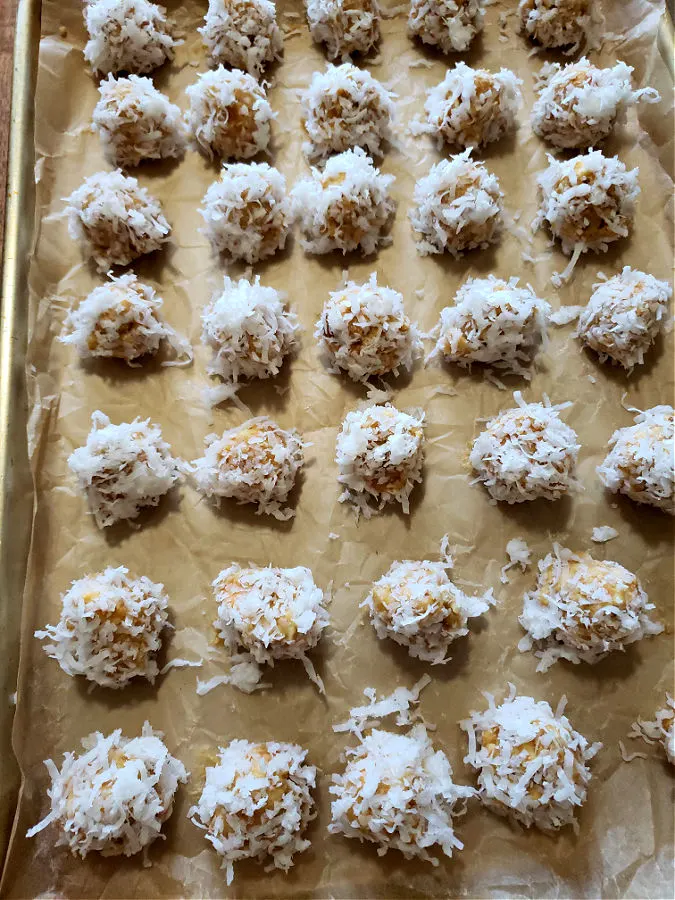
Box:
597, 405, 674, 515
532, 57, 660, 150
292, 147, 395, 255
306, 0, 381, 61
68, 411, 181, 529
519, 545, 662, 672
630, 696, 675, 766
410, 150, 503, 257
336, 403, 425, 517
576, 267, 672, 372
61, 272, 191, 366
27, 722, 187, 857
408, 0, 485, 54
93, 74, 186, 167
428, 275, 550, 377
330, 679, 474, 862
212, 563, 329, 691
470, 392, 580, 503
461, 685, 601, 831
301, 62, 394, 160
190, 416, 305, 519
83, 0, 180, 76
66, 170, 171, 271
200, 0, 283, 78
186, 66, 274, 160
35, 566, 170, 689
315, 272, 421, 382
190, 741, 316, 884
420, 63, 522, 150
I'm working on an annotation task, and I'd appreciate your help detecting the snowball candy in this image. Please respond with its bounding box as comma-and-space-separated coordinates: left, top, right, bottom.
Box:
462, 689, 600, 830
306, 0, 381, 61
61, 272, 178, 364
302, 63, 394, 160
424, 63, 522, 150
189, 741, 316, 885
364, 559, 493, 663
329, 724, 473, 862
191, 416, 305, 519
93, 75, 185, 167
576, 267, 672, 371
408, 0, 485, 54
200, 162, 290, 263
635, 697, 675, 766
432, 275, 550, 376
536, 150, 639, 257
532, 59, 659, 150
519, 0, 597, 50
200, 0, 283, 78
519, 546, 661, 671
410, 151, 503, 257
186, 67, 273, 160
83, 0, 179, 76
35, 566, 169, 689
292, 147, 395, 255
202, 275, 299, 386
66, 170, 170, 271
597, 406, 674, 515
336, 403, 425, 516
27, 723, 187, 857
213, 564, 328, 665
315, 273, 421, 381
68, 411, 181, 529
470, 393, 579, 503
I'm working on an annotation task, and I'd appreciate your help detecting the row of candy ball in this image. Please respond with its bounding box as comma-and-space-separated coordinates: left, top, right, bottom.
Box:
92, 57, 658, 170
82, 0, 603, 83
24, 673, 673, 882
66, 395, 675, 532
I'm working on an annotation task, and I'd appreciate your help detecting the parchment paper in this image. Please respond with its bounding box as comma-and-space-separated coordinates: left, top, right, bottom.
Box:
2, 0, 674, 897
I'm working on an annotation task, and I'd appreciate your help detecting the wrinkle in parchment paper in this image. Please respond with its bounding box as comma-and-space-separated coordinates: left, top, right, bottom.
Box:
1, 1, 673, 898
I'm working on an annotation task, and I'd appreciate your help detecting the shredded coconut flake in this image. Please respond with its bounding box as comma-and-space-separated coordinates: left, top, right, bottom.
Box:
200, 0, 283, 78
631, 696, 675, 766
500, 538, 532, 583
200, 162, 291, 263
306, 0, 381, 61
316, 273, 421, 382
534, 150, 640, 277
576, 267, 672, 371
202, 275, 299, 397
470, 392, 579, 503
597, 405, 674, 515
408, 0, 485, 54
301, 63, 394, 160
429, 275, 550, 377
190, 416, 305, 519
549, 305, 582, 326
61, 271, 191, 366
410, 150, 503, 257
461, 686, 601, 831
421, 63, 522, 150
68, 411, 181, 529
186, 66, 273, 160
519, 544, 662, 671
27, 722, 187, 857
292, 147, 395, 256
591, 525, 618, 543
532, 58, 660, 150
35, 566, 169, 688
66, 170, 171, 271
212, 564, 328, 690
83, 0, 180, 76
93, 74, 185, 167
336, 403, 425, 517
189, 741, 316, 885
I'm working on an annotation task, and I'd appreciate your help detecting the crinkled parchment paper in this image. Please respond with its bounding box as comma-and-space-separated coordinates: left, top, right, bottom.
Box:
1, 0, 673, 897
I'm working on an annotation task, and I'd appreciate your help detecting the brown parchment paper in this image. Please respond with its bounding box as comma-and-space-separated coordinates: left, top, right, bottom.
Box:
2, 0, 674, 896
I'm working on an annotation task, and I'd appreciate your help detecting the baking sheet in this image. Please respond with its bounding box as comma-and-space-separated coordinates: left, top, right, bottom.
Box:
1, 0, 674, 896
